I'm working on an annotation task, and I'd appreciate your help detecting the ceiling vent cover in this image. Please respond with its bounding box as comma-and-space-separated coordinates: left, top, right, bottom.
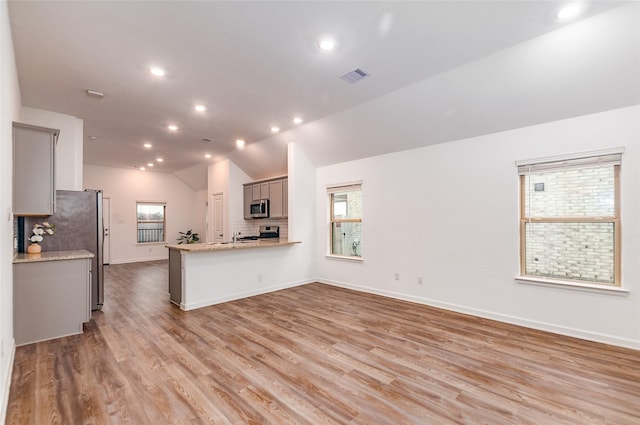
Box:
340, 68, 370, 84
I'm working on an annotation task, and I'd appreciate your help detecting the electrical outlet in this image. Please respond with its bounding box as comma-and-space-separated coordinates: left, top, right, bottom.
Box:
418, 276, 423, 284
1, 339, 4, 358
258, 274, 263, 283
394, 272, 400, 281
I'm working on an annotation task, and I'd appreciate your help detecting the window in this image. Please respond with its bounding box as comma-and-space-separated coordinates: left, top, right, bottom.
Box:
518, 151, 621, 286
328, 183, 362, 258
136, 202, 166, 243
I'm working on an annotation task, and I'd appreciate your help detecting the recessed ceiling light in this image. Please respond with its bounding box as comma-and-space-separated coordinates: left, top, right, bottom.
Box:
204, 153, 212, 159
236, 139, 246, 150
88, 135, 98, 141
271, 126, 280, 133
156, 157, 163, 162
318, 37, 336, 51
150, 67, 165, 77
168, 124, 178, 131
147, 163, 154, 167
194, 104, 206, 112
556, 3, 582, 21
140, 167, 146, 171
143, 143, 152, 148
293, 117, 303, 125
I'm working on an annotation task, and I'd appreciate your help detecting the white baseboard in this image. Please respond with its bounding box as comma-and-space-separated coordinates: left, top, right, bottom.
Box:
318, 278, 640, 351
183, 278, 315, 311
0, 338, 16, 425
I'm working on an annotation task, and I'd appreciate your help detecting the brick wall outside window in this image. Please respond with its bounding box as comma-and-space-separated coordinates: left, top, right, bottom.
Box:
523, 166, 615, 284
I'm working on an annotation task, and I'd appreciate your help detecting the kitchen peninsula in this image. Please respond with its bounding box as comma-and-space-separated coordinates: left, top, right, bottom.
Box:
166, 238, 301, 311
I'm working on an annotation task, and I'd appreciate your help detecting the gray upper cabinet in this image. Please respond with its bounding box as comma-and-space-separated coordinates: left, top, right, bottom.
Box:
243, 176, 287, 219
269, 179, 283, 218
251, 182, 270, 200
283, 179, 288, 218
244, 185, 253, 220
13, 122, 59, 216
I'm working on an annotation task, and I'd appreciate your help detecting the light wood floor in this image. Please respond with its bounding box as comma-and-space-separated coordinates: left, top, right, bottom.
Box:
6, 261, 640, 424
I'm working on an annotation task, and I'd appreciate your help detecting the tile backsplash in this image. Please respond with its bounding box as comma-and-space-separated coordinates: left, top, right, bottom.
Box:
232, 218, 288, 239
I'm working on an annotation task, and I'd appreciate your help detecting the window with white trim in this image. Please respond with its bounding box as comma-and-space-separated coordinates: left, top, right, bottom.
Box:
518, 152, 621, 286
136, 202, 166, 243
328, 183, 362, 258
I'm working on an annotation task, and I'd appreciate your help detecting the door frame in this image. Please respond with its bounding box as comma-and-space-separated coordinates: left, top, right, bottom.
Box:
102, 197, 111, 265
210, 192, 224, 243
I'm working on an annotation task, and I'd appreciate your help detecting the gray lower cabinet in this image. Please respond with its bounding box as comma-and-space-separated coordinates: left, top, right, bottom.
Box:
168, 248, 182, 305
13, 122, 59, 216
14, 258, 91, 345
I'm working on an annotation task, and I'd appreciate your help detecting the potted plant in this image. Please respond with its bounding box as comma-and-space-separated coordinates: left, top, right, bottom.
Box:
177, 229, 200, 244
27, 221, 55, 254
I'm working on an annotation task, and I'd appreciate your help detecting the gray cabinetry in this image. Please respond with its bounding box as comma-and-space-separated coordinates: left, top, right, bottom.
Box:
243, 185, 253, 220
252, 182, 269, 200
269, 179, 284, 218
14, 257, 91, 345
283, 178, 288, 218
13, 122, 59, 216
243, 176, 288, 219
168, 248, 183, 306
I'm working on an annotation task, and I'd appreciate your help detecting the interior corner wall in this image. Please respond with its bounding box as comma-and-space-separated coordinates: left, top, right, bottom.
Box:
193, 190, 208, 243
315, 106, 640, 349
207, 160, 252, 242
0, 2, 22, 422
19, 106, 83, 191
207, 160, 230, 242
83, 164, 198, 264
227, 160, 253, 232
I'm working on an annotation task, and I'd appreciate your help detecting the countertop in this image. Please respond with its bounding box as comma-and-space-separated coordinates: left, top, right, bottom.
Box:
166, 238, 300, 253
13, 249, 95, 264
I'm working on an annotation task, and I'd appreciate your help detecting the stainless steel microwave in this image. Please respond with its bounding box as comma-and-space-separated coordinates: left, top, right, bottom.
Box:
250, 199, 269, 218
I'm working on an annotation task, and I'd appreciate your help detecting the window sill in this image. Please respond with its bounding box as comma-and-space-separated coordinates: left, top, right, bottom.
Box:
136, 241, 167, 246
515, 276, 628, 296
325, 254, 363, 262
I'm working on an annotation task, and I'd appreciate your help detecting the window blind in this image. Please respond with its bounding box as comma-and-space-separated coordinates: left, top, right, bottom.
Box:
326, 181, 362, 194
517, 150, 622, 175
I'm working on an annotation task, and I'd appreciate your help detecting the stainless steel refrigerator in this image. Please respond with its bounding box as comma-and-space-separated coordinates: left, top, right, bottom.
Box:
22, 190, 104, 310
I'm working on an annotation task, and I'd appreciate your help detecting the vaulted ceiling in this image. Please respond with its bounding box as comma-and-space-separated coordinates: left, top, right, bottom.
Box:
9, 1, 638, 185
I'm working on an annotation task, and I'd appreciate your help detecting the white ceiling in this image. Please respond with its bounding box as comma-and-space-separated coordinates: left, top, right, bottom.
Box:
8, 1, 636, 183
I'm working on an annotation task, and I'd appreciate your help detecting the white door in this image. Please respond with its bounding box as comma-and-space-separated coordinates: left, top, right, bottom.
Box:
211, 193, 224, 243
102, 197, 111, 264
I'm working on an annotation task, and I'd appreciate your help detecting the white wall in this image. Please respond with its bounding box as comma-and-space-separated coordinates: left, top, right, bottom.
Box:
315, 106, 640, 349
20, 106, 83, 191
83, 165, 200, 263
0, 2, 22, 421
288, 143, 317, 278
207, 160, 252, 242
193, 189, 207, 242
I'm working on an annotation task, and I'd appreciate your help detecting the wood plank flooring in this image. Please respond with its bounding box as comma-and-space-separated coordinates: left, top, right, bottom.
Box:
6, 260, 640, 424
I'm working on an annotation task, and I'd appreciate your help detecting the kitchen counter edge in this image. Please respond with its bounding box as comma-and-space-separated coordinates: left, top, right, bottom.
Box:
166, 238, 301, 252
13, 249, 95, 264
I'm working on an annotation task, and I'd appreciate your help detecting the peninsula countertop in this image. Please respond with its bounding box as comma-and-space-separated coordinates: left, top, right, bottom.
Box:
13, 249, 95, 264
166, 238, 300, 253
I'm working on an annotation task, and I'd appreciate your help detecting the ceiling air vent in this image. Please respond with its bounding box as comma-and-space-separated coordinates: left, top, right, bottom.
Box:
340, 68, 370, 84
